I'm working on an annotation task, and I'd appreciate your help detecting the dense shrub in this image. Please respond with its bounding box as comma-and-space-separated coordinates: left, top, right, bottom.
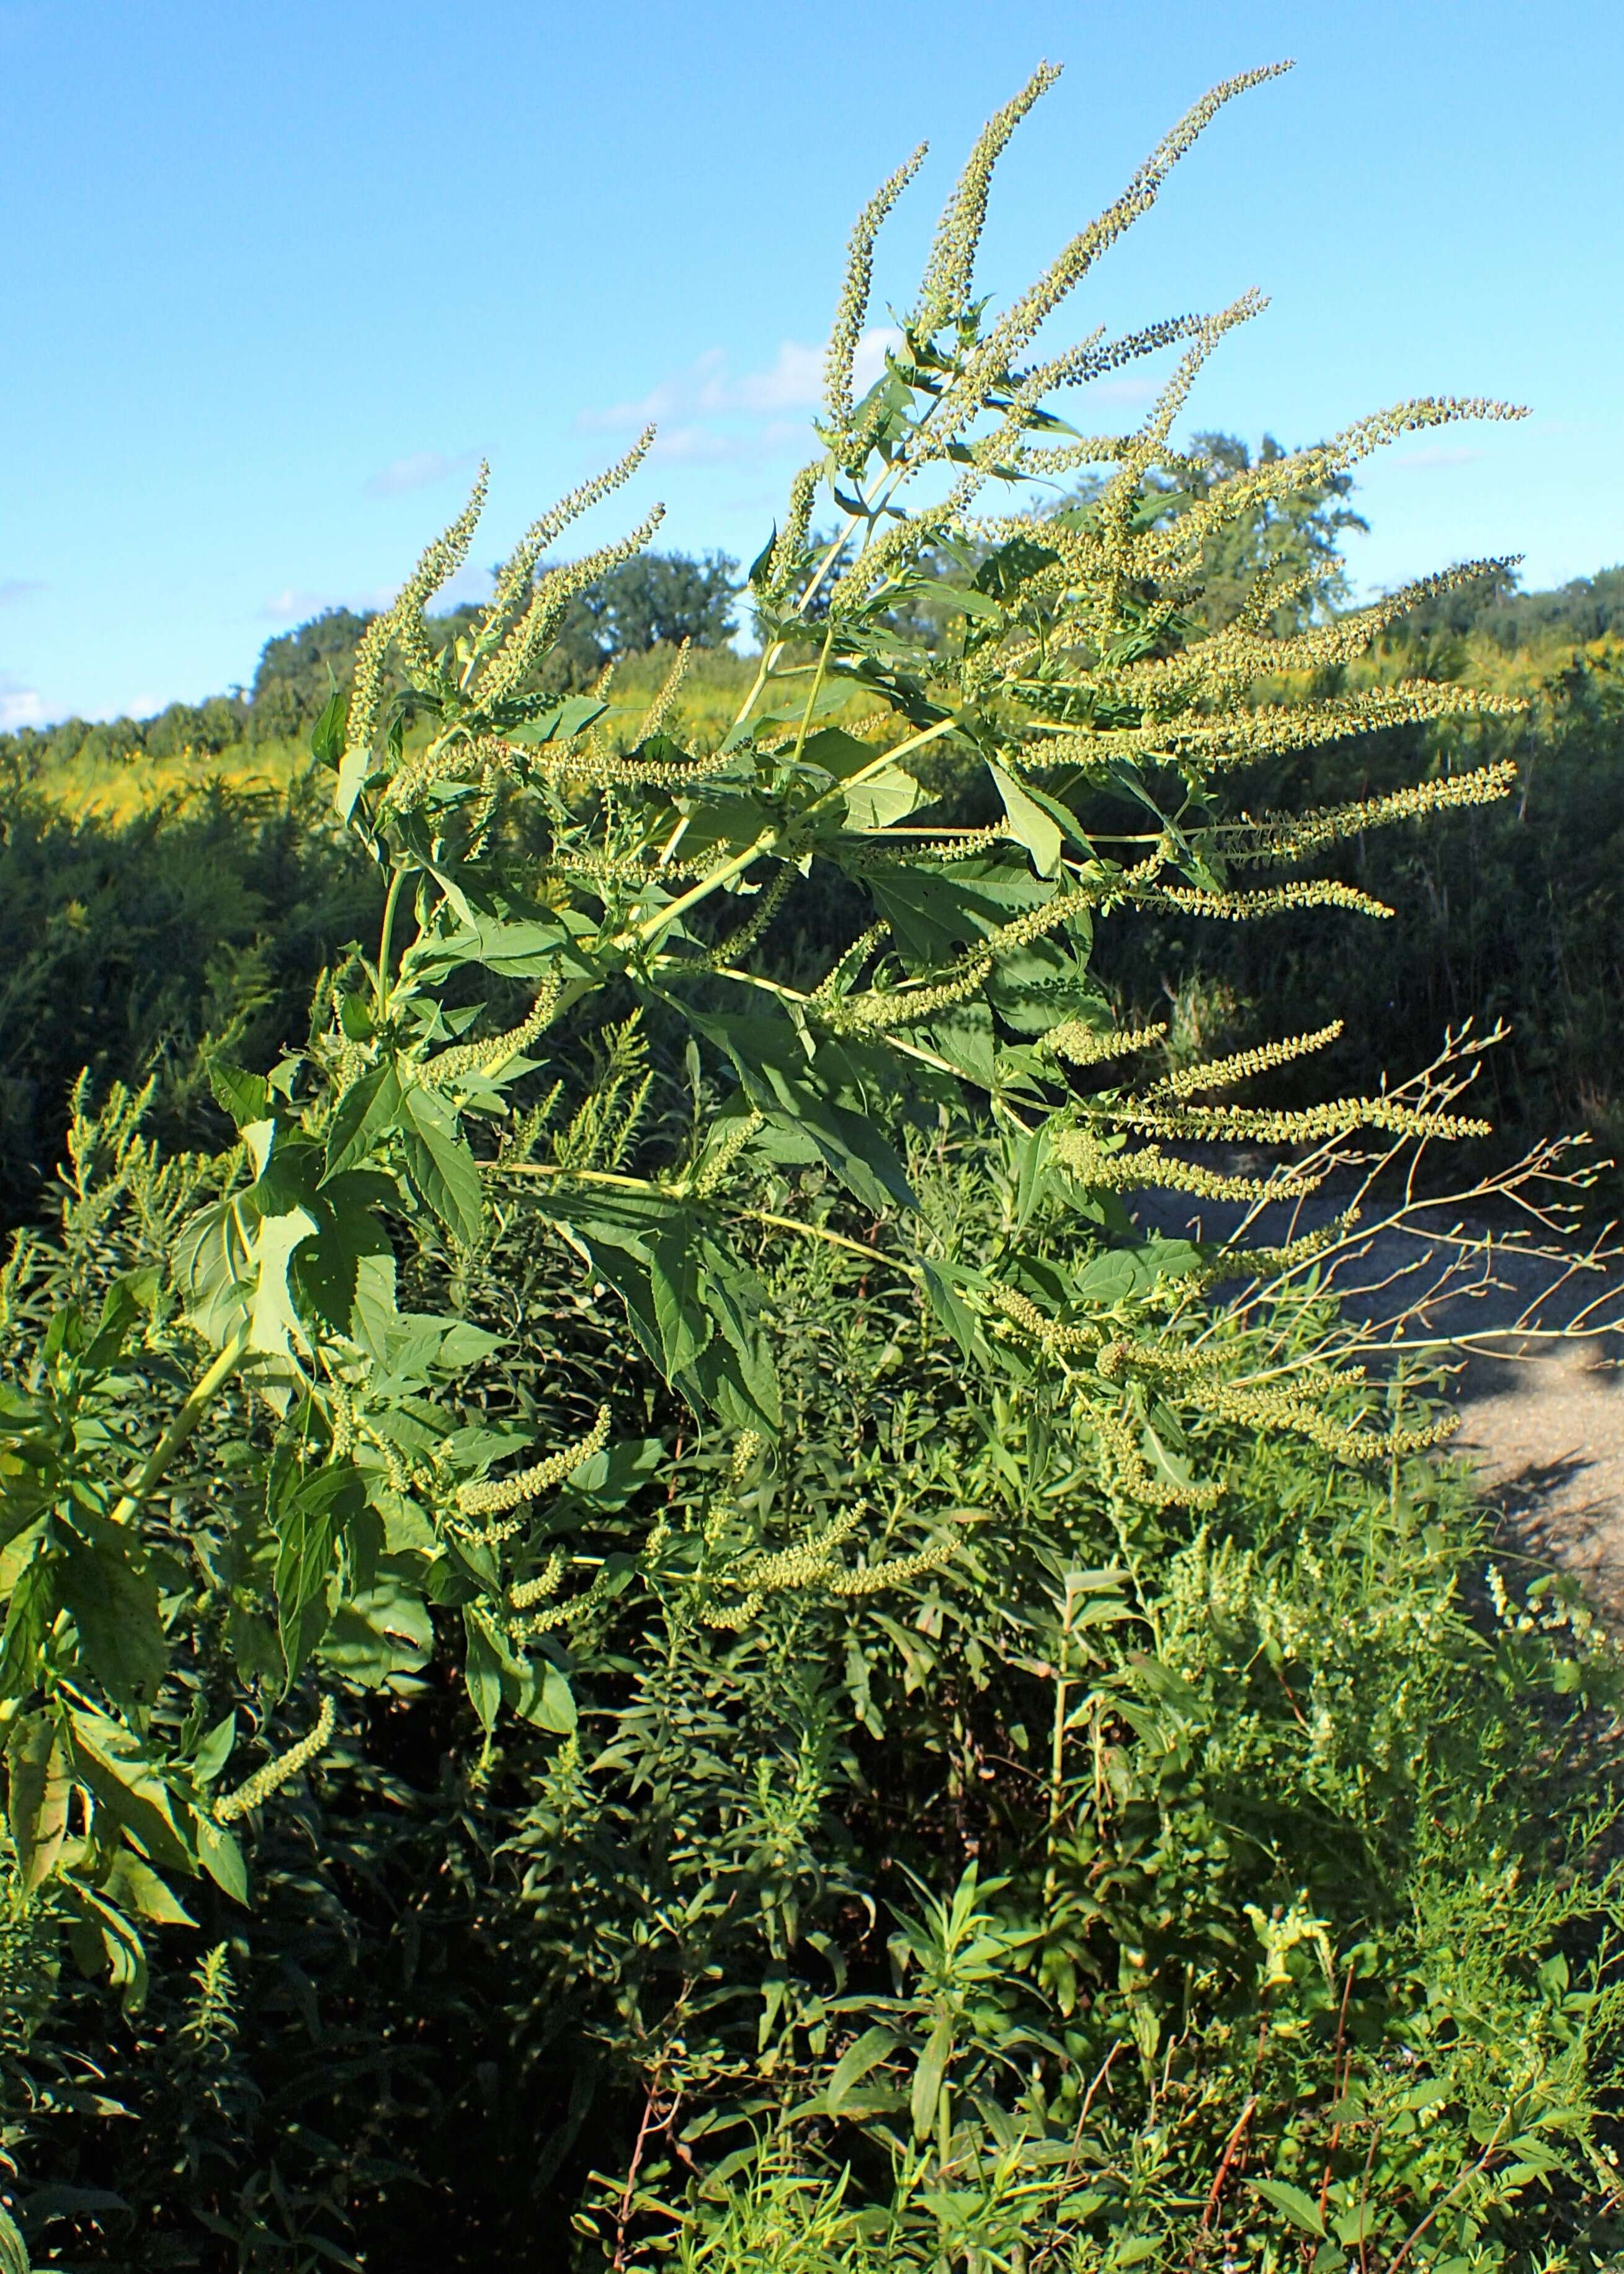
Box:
0, 779, 381, 1228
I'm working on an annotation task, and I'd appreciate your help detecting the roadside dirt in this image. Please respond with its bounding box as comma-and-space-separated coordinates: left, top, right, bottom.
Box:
1455, 1340, 1624, 1609
1131, 1183, 1624, 1608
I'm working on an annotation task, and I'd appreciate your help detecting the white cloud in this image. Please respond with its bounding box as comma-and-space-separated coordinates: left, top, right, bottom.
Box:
364, 449, 481, 500
0, 673, 44, 730
1093, 375, 1158, 409
261, 586, 339, 623
647, 417, 808, 468
0, 578, 42, 607
260, 568, 486, 628
578, 328, 898, 462
1391, 445, 1486, 473
726, 339, 825, 414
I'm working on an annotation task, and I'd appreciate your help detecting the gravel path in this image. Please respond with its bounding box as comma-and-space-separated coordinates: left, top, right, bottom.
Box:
1133, 1181, 1624, 1607
1455, 1341, 1624, 1608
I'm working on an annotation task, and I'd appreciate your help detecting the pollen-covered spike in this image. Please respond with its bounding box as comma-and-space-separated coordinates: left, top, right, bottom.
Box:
342, 462, 491, 763
1226, 761, 1520, 866
455, 1404, 611, 1521
915, 63, 1061, 333
1144, 1021, 1344, 1101
1102, 1095, 1491, 1145
1044, 1019, 1169, 1069
826, 143, 926, 430
1018, 311, 1208, 395
1092, 294, 1267, 560
475, 428, 656, 658
944, 61, 1292, 406
1145, 402, 1527, 582
635, 638, 692, 743
1053, 1127, 1326, 1203
213, 1696, 336, 1825
482, 506, 665, 702
419, 977, 562, 1088
1147, 881, 1396, 922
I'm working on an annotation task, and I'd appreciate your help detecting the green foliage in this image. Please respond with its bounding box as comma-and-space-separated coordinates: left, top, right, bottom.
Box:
1093, 637, 1624, 1180
0, 54, 1620, 2272
545, 551, 740, 686
0, 553, 742, 787
1116, 427, 1368, 634
246, 608, 375, 745
1398, 561, 1624, 650
0, 777, 383, 1230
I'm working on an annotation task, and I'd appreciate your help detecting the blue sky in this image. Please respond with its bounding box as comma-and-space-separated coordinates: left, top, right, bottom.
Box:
1, 0, 1620, 728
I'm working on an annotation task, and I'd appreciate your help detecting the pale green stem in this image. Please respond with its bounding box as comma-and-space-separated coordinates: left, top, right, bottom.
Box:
822, 711, 959, 800
789, 624, 836, 768
493, 1162, 916, 1279
744, 1209, 914, 1278
620, 683, 961, 957
700, 962, 1035, 1132
615, 833, 770, 951
374, 866, 409, 1017
496, 1162, 666, 1195
108, 1325, 251, 1528
726, 373, 957, 742
1043, 1577, 1079, 1914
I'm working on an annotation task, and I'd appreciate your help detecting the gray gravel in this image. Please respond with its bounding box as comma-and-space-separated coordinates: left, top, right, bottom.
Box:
1131, 1181, 1624, 1608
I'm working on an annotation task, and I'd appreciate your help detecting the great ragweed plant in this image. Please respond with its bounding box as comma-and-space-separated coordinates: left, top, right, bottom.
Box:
0, 58, 1546, 1992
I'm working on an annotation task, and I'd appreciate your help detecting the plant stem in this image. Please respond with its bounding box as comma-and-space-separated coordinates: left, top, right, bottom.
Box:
623, 713, 964, 956
496, 1162, 669, 1195
375, 866, 408, 1016
1386, 2113, 1512, 2274
109, 1324, 251, 1528
744, 1209, 914, 1277
494, 1162, 921, 1280
627, 831, 776, 949
1043, 1573, 1076, 1913
790, 623, 836, 767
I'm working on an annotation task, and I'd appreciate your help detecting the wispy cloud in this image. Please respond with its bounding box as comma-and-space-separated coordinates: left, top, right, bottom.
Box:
1094, 376, 1158, 410
643, 418, 809, 468
1391, 445, 1486, 473
0, 672, 44, 730
0, 578, 43, 606
578, 330, 896, 465
364, 448, 481, 500
261, 586, 343, 624
259, 565, 490, 628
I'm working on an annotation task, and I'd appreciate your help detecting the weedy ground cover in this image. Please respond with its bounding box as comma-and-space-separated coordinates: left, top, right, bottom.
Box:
2, 53, 1623, 2274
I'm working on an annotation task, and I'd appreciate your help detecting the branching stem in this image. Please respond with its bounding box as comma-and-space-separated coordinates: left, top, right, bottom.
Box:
109, 1325, 251, 1528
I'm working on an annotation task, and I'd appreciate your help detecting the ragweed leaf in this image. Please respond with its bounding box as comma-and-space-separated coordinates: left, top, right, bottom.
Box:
323, 1062, 405, 1181
1251, 2180, 1326, 2238
6, 1714, 71, 1892
398, 1085, 483, 1245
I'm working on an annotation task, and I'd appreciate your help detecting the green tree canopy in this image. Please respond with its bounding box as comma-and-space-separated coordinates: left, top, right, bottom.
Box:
545, 546, 739, 681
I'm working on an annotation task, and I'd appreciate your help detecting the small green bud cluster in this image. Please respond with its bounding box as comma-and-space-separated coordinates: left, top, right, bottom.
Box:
455, 1403, 610, 1522
421, 979, 562, 1088
1226, 760, 1521, 867
213, 1695, 336, 1825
